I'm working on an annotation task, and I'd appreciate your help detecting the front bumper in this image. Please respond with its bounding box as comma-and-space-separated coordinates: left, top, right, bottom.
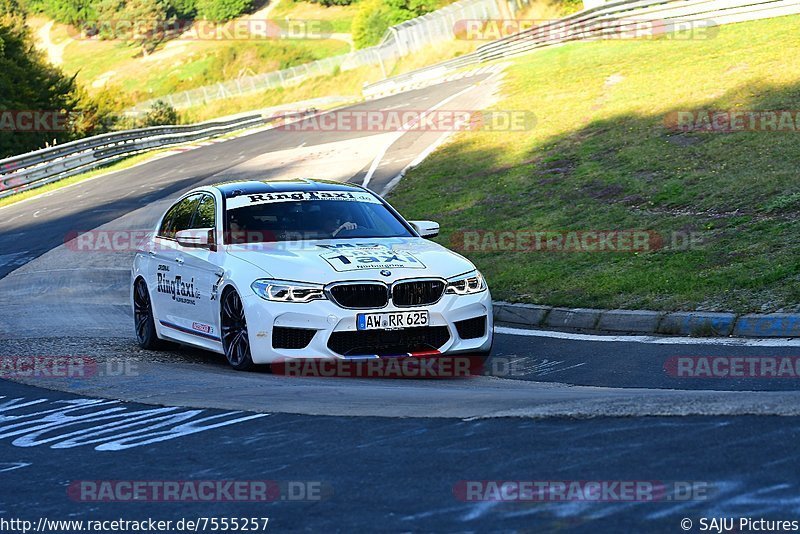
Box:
241, 289, 493, 364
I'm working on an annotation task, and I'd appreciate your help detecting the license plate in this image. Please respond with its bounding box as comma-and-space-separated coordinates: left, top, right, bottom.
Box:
357, 310, 429, 330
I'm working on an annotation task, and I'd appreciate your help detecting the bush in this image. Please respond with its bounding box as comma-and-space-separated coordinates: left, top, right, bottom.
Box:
352, 0, 438, 49
166, 0, 195, 18
1, 0, 26, 26
352, 0, 387, 48
139, 100, 179, 127
39, 0, 96, 25
16, 0, 43, 14
307, 0, 355, 5
195, 0, 251, 21
72, 83, 127, 134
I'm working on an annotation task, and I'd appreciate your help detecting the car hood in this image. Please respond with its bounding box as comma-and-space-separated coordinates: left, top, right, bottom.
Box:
225, 238, 476, 284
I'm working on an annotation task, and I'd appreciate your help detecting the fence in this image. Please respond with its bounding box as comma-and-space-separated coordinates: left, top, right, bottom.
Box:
0, 113, 303, 200
127, 0, 530, 113
362, 0, 800, 96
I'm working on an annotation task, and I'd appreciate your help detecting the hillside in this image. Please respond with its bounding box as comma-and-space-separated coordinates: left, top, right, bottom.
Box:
26, 0, 360, 107
389, 15, 800, 313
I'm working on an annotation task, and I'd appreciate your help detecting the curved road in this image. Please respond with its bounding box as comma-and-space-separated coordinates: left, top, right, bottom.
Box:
1, 75, 800, 530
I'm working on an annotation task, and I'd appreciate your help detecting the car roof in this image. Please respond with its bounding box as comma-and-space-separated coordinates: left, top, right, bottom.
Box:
211, 178, 370, 199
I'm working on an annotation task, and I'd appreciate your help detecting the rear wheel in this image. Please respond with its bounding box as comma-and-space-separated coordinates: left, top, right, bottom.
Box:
133, 278, 172, 350
221, 288, 255, 371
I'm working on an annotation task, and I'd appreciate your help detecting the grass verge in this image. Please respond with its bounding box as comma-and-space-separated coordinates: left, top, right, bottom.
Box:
388, 15, 800, 313
271, 0, 360, 34
28, 5, 353, 107
180, 38, 478, 122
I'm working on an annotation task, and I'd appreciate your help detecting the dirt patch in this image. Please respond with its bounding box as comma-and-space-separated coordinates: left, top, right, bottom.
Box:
581, 181, 624, 200
665, 133, 703, 147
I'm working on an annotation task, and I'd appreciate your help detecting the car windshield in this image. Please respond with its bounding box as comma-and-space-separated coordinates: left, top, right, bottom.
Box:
225, 191, 414, 243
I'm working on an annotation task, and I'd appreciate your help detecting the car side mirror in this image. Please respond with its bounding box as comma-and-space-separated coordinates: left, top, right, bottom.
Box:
175, 228, 216, 250
410, 220, 439, 239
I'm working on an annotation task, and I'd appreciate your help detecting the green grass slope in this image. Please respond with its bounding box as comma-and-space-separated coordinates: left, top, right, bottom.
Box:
389, 15, 800, 313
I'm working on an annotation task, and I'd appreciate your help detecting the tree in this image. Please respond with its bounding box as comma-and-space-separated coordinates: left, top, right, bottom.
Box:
352, 0, 386, 49
352, 0, 438, 49
120, 0, 169, 56
195, 0, 251, 22
165, 0, 195, 19
40, 0, 96, 25
139, 100, 179, 126
0, 0, 24, 20
0, 20, 81, 156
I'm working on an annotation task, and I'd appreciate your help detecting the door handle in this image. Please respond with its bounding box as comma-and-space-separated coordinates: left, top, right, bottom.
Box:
175, 257, 185, 264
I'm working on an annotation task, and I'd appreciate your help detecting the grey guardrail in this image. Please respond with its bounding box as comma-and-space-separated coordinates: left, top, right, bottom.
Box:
494, 302, 800, 337
363, 53, 480, 97
0, 114, 272, 200
363, 0, 800, 97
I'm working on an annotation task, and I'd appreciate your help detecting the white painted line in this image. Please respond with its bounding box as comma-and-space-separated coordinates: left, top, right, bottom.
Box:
0, 148, 180, 213
495, 326, 800, 347
363, 82, 480, 189
380, 72, 506, 196
4, 212, 27, 224
381, 130, 452, 196
0, 396, 269, 451
0, 462, 31, 473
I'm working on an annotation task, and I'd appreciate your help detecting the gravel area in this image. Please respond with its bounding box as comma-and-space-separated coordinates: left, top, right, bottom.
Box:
0, 336, 228, 368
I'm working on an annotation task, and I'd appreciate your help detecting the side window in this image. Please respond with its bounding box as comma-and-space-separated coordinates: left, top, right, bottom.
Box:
191, 194, 216, 229
158, 205, 179, 239
158, 195, 202, 239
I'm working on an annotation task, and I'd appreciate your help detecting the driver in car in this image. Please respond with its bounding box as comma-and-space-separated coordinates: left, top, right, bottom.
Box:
313, 203, 358, 238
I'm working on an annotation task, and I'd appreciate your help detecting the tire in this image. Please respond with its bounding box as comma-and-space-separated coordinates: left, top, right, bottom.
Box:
133, 278, 172, 350
220, 288, 255, 371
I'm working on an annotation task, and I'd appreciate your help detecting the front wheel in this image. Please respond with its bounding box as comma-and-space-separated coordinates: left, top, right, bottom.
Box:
221, 288, 255, 371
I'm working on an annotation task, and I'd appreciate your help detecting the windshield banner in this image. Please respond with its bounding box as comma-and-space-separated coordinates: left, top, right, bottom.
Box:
227, 191, 381, 210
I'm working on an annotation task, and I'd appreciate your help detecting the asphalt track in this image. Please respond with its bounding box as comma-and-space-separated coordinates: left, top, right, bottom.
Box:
2, 379, 800, 533
2, 74, 800, 531
0, 75, 497, 279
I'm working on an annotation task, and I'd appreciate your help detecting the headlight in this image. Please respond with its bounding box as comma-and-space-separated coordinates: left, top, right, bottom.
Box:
251, 279, 326, 303
445, 270, 486, 295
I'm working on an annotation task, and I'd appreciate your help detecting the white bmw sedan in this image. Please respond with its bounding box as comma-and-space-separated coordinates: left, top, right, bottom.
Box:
132, 179, 493, 370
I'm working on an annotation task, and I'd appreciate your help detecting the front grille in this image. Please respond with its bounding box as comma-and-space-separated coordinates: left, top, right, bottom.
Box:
327, 326, 450, 356
392, 279, 445, 307
329, 283, 389, 309
455, 316, 487, 339
272, 327, 316, 349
